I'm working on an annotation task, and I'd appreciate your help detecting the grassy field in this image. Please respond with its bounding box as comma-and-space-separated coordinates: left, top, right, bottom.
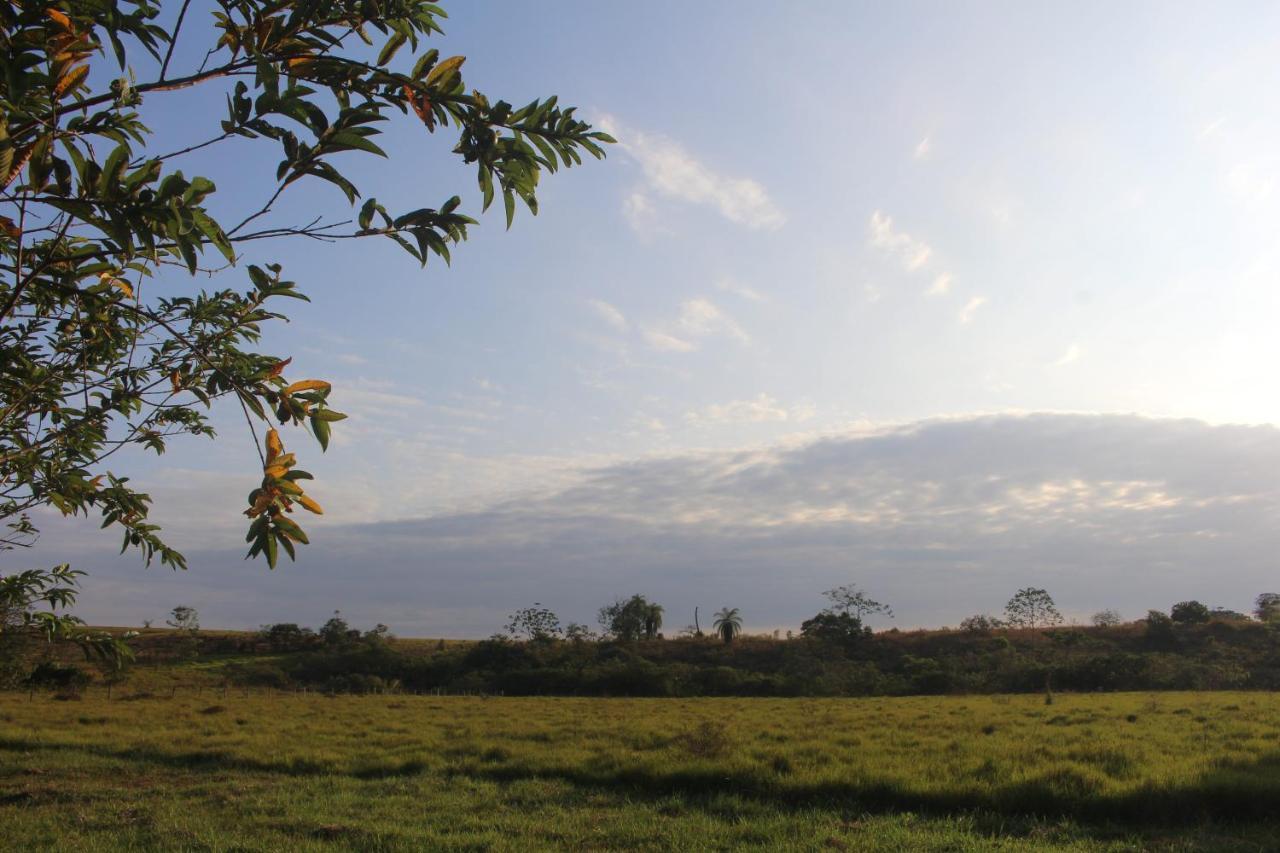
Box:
2, 691, 1279, 850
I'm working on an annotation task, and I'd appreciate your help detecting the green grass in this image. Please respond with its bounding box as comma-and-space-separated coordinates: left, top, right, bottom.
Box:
2, 691, 1279, 850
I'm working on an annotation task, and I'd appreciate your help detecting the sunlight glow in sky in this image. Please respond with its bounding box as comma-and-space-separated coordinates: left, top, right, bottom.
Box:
30, 1, 1280, 635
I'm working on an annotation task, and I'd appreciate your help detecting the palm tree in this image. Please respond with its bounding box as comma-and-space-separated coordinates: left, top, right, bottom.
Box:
712, 607, 742, 644
643, 603, 664, 640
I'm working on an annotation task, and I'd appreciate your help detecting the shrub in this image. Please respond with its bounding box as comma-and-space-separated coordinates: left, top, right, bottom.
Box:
25, 662, 89, 691
680, 721, 732, 758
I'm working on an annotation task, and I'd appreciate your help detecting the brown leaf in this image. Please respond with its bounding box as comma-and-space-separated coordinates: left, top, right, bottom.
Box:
45, 8, 73, 31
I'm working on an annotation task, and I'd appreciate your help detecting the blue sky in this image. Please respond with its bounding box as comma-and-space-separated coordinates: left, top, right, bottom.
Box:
26, 2, 1280, 635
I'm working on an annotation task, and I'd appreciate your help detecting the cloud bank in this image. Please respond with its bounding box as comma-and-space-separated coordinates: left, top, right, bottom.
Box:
47, 414, 1280, 637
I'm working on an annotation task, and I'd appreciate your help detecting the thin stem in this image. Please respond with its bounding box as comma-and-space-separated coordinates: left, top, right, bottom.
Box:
158, 0, 195, 82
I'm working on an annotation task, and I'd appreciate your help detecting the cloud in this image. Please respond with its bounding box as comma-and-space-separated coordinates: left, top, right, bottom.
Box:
677, 298, 748, 343
868, 210, 933, 272
958, 296, 988, 324
643, 327, 695, 352
715, 276, 767, 303
52, 414, 1280, 636
644, 298, 749, 352
588, 299, 628, 331
685, 393, 817, 427
927, 273, 952, 296
599, 114, 785, 231
1052, 344, 1082, 366
621, 190, 665, 239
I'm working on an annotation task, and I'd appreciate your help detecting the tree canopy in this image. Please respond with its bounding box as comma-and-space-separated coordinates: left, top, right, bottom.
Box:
0, 1, 612, 651
1003, 587, 1062, 629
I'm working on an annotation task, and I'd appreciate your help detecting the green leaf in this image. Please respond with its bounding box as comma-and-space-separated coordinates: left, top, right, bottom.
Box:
311, 414, 331, 451
377, 32, 408, 66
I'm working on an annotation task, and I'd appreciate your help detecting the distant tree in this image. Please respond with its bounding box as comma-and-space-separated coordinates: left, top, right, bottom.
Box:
564, 623, 596, 642
261, 622, 313, 651
1145, 609, 1176, 645
643, 603, 664, 640
1003, 588, 1062, 628
1255, 593, 1280, 622
822, 584, 893, 621
1208, 607, 1250, 622
1170, 600, 1211, 625
712, 608, 742, 644
1091, 609, 1122, 628
165, 604, 200, 660
166, 605, 199, 633
800, 611, 870, 645
320, 610, 353, 647
960, 614, 1005, 634
504, 603, 562, 641
598, 595, 657, 642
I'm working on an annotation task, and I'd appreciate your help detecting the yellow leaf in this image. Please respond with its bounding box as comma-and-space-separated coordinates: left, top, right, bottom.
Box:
264, 463, 289, 479
101, 273, 133, 299
265, 428, 283, 463
285, 379, 331, 395
299, 495, 324, 515
425, 55, 465, 88
53, 63, 89, 99
169, 369, 180, 394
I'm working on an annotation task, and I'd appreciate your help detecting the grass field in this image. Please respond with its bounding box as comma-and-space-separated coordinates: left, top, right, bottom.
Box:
2, 690, 1279, 850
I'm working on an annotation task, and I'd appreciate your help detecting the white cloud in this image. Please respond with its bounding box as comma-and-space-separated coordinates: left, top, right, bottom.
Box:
336, 352, 369, 366
588, 298, 628, 331
599, 114, 785, 231
958, 295, 988, 324
1052, 344, 1082, 366
685, 393, 816, 426
643, 327, 695, 352
1198, 117, 1226, 140
715, 276, 767, 303
677, 298, 748, 343
927, 273, 952, 296
914, 136, 932, 159
644, 298, 749, 353
621, 190, 664, 238
868, 210, 933, 272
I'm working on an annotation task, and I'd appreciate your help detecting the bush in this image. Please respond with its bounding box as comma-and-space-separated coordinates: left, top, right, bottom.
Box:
25, 662, 89, 691
679, 721, 732, 758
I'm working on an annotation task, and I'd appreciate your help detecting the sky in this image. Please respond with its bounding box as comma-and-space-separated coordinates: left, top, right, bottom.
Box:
19, 1, 1280, 636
